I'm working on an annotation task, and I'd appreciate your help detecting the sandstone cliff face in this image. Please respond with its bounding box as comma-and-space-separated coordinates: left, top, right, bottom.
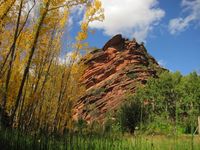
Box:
73, 34, 162, 123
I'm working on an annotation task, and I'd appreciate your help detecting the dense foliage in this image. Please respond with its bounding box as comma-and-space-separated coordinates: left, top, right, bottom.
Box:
0, 0, 104, 134
119, 71, 200, 134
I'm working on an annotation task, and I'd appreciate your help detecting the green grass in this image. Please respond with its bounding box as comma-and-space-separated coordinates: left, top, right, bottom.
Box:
0, 129, 200, 150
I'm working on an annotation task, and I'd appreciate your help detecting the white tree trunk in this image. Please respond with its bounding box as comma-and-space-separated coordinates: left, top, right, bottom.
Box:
198, 116, 200, 135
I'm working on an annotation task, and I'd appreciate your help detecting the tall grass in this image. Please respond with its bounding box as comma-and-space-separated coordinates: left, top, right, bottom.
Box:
0, 128, 200, 150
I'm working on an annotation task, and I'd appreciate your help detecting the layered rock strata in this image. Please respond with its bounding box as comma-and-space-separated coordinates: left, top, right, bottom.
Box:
73, 34, 162, 123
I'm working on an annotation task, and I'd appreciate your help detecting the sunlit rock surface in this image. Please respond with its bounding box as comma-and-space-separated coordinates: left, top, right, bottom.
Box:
73, 34, 163, 123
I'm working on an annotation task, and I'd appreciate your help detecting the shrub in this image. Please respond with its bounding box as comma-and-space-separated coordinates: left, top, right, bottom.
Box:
126, 71, 137, 79
90, 87, 106, 95
118, 96, 147, 134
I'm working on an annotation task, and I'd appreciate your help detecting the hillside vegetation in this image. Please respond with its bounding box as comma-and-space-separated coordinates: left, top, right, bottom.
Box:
0, 0, 200, 150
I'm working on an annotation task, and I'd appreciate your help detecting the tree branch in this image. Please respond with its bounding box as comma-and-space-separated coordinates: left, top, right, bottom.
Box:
48, 0, 88, 12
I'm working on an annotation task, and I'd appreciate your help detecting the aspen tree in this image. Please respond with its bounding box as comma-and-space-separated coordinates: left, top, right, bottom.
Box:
0, 0, 104, 132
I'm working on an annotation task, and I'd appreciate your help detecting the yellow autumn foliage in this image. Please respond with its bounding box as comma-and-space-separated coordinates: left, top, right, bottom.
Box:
0, 0, 104, 133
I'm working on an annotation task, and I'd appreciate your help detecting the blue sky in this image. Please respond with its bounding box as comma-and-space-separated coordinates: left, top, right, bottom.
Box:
62, 0, 200, 75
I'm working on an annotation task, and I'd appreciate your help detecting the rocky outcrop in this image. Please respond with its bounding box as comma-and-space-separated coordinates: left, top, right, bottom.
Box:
73, 34, 163, 123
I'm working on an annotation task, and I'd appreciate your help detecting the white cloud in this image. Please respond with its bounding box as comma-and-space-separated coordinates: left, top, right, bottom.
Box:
158, 59, 166, 67
68, 16, 74, 29
58, 51, 82, 65
58, 51, 73, 65
169, 0, 200, 34
89, 0, 165, 42
65, 5, 85, 30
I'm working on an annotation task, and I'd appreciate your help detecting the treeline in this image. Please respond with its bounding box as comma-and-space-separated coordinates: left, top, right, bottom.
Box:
0, 0, 104, 134
119, 71, 200, 134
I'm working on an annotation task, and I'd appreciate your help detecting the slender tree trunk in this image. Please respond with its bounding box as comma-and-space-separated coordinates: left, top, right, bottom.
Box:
53, 70, 66, 131
0, 0, 23, 127
0, 0, 35, 74
18, 74, 29, 130
198, 116, 200, 135
10, 0, 50, 126
26, 27, 57, 129
53, 49, 79, 131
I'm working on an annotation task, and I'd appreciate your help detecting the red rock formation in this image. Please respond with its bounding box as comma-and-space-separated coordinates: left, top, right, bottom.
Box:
73, 34, 162, 123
